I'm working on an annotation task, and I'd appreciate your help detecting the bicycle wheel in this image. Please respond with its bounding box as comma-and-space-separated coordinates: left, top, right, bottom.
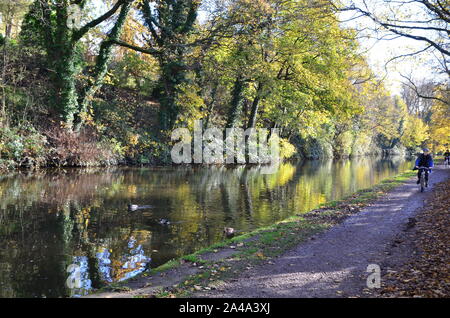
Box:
420, 172, 425, 192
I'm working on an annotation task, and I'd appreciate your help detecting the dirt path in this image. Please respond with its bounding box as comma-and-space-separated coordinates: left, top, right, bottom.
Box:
192, 167, 450, 298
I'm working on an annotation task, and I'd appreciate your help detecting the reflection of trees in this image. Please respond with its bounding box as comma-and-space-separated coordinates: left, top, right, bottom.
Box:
107, 232, 151, 282
94, 247, 113, 283
0, 168, 123, 212
240, 169, 253, 219
119, 164, 302, 263
116, 236, 150, 282
0, 170, 155, 296
66, 256, 92, 298
0, 208, 72, 297
292, 157, 415, 214
0, 158, 416, 297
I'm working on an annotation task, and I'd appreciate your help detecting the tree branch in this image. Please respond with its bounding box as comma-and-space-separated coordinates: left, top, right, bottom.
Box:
342, 4, 450, 57
400, 73, 449, 105
110, 39, 162, 56
72, 0, 126, 41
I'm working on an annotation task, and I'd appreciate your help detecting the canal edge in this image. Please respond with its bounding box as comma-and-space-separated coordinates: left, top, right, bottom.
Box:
84, 170, 418, 298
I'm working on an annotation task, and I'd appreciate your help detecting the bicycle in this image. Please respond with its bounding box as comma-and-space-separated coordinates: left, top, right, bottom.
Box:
416, 166, 430, 192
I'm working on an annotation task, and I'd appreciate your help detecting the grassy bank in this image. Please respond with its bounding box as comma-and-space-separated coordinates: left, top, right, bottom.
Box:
90, 169, 417, 298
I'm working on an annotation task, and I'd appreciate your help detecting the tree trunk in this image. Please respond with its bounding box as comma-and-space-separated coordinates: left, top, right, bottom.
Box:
74, 0, 133, 131
226, 75, 245, 129
205, 82, 218, 128
158, 58, 185, 131
52, 45, 79, 127
246, 82, 263, 130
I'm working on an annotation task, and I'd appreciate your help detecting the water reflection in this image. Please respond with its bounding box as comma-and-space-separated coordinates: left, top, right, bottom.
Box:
66, 257, 92, 297
119, 236, 150, 282
96, 247, 113, 284
0, 157, 413, 297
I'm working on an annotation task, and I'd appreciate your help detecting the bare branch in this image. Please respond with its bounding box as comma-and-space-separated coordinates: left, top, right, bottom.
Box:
72, 0, 126, 41
109, 39, 162, 56
400, 73, 449, 105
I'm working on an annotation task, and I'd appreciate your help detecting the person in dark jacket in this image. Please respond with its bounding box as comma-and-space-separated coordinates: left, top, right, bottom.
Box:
444, 150, 450, 164
415, 148, 434, 186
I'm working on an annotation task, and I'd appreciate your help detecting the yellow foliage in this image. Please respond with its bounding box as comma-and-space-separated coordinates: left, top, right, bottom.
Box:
128, 134, 140, 146
401, 115, 429, 148
428, 99, 450, 152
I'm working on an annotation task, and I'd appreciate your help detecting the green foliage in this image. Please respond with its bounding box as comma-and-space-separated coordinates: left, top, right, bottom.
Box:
110, 52, 159, 91
0, 0, 442, 170
334, 131, 354, 158
138, 0, 201, 131
351, 132, 378, 157
400, 115, 429, 149
19, 0, 135, 128
174, 81, 206, 129
295, 136, 333, 159
279, 138, 296, 159
0, 124, 47, 168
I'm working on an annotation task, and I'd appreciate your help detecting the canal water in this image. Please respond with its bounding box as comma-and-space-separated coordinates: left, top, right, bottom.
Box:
0, 157, 414, 297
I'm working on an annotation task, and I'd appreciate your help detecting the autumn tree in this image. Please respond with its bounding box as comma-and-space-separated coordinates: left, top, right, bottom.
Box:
428, 88, 450, 151
20, 0, 135, 129
110, 0, 201, 131
0, 0, 31, 40
401, 80, 435, 123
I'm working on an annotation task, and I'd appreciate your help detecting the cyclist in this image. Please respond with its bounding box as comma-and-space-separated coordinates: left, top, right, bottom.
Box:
444, 149, 450, 165
414, 148, 434, 187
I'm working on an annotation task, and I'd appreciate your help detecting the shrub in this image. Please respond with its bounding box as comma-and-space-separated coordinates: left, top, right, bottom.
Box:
351, 132, 381, 157
297, 137, 333, 159
279, 138, 297, 159
44, 126, 119, 167
333, 131, 353, 158
0, 124, 47, 168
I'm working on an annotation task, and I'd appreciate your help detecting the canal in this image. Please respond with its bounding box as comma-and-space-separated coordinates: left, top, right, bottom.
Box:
0, 157, 414, 297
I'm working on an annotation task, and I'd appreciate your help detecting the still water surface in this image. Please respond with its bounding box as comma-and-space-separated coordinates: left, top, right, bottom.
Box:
0, 157, 413, 297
